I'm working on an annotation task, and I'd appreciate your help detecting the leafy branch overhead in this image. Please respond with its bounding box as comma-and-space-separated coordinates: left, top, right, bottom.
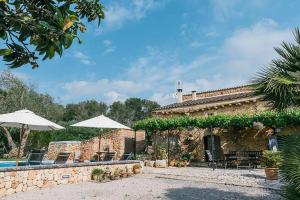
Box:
0, 0, 105, 68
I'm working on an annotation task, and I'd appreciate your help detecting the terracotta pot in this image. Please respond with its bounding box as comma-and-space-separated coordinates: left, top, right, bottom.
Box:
133, 168, 141, 174
121, 173, 128, 178
127, 172, 133, 177
265, 168, 279, 180
169, 160, 176, 167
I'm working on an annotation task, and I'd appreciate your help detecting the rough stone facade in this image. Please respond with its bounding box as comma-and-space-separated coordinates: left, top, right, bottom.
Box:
47, 141, 81, 162
0, 161, 139, 197
47, 130, 145, 162
152, 85, 299, 162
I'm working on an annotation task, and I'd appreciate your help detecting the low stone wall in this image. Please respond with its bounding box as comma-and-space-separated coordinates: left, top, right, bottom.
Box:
0, 161, 139, 197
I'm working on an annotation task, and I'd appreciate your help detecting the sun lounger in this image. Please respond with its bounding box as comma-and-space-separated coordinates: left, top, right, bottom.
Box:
26, 149, 45, 165
54, 152, 71, 164
121, 152, 134, 160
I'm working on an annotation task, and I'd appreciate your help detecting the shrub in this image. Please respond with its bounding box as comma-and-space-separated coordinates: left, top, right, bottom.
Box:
261, 150, 283, 168
91, 168, 104, 176
113, 168, 122, 176
280, 135, 300, 199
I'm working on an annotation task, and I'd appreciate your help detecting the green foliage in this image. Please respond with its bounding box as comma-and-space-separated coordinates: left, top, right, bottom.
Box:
133, 108, 300, 132
253, 28, 300, 110
180, 153, 193, 161
0, 0, 105, 68
280, 135, 300, 199
108, 98, 160, 127
261, 150, 283, 168
91, 168, 104, 176
0, 71, 160, 152
155, 144, 167, 160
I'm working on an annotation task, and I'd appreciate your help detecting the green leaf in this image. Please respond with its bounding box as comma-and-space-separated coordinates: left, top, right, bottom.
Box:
0, 49, 13, 56
63, 34, 73, 49
48, 46, 55, 59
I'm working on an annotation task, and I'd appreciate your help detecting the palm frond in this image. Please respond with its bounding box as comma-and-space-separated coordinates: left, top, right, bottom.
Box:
252, 27, 300, 110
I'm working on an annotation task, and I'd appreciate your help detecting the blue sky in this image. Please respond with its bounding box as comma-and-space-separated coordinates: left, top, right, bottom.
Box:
1, 0, 300, 105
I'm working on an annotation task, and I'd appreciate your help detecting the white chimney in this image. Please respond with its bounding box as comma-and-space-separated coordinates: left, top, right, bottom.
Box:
192, 90, 197, 100
176, 81, 183, 103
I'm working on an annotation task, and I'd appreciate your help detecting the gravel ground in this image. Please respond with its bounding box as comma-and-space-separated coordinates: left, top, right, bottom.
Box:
143, 167, 282, 190
1, 174, 282, 200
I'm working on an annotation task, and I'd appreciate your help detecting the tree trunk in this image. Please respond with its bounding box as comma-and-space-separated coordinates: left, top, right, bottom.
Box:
3, 128, 30, 158
1, 127, 17, 150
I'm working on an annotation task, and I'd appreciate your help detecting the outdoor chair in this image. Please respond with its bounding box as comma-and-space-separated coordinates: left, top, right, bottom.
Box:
26, 149, 46, 165
205, 150, 225, 170
73, 151, 81, 163
54, 152, 71, 164
103, 152, 116, 161
121, 152, 134, 160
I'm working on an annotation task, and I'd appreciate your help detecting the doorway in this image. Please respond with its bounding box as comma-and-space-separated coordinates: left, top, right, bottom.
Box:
204, 135, 221, 161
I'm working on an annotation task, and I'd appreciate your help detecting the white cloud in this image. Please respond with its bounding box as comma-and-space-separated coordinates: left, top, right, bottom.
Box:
103, 40, 112, 46
73, 51, 95, 65
102, 39, 116, 54
211, 0, 241, 21
62, 19, 293, 106
102, 0, 167, 31
189, 41, 205, 48
104, 91, 127, 103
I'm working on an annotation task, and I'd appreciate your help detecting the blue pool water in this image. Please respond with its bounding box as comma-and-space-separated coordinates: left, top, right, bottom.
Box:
0, 162, 16, 168
0, 162, 27, 168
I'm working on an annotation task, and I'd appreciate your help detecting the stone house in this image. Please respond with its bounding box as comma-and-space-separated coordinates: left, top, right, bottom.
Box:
152, 84, 296, 162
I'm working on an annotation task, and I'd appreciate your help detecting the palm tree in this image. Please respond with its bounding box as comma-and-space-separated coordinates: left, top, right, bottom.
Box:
253, 28, 300, 200
253, 28, 300, 110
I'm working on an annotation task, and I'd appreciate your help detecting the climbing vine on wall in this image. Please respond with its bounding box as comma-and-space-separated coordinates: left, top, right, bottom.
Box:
133, 108, 300, 133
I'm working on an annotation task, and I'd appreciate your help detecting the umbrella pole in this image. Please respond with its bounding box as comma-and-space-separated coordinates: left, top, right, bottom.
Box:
98, 128, 103, 161
16, 125, 25, 167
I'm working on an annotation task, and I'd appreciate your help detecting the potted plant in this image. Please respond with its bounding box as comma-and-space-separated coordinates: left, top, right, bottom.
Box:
125, 166, 133, 177
91, 168, 104, 182
133, 164, 142, 174
110, 168, 121, 180
169, 159, 176, 167
261, 150, 283, 180
120, 169, 127, 178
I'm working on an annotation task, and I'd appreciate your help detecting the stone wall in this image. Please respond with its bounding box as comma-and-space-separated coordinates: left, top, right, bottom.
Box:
0, 161, 139, 197
47, 130, 145, 162
155, 126, 300, 162
80, 130, 145, 160
47, 141, 81, 161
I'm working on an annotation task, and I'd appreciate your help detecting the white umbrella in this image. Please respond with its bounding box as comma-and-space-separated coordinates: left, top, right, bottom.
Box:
71, 115, 130, 160
71, 115, 130, 129
0, 109, 64, 166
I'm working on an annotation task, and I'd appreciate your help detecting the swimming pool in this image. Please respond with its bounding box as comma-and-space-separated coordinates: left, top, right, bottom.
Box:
0, 161, 26, 168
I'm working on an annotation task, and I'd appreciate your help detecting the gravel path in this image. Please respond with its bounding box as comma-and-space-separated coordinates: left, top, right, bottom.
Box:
143, 167, 282, 190
1, 174, 282, 200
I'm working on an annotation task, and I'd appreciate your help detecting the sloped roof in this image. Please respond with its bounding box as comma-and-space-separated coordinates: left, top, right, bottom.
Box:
154, 91, 255, 111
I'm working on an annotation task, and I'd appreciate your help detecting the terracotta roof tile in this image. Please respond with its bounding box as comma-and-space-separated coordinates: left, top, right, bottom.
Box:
154, 92, 255, 111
